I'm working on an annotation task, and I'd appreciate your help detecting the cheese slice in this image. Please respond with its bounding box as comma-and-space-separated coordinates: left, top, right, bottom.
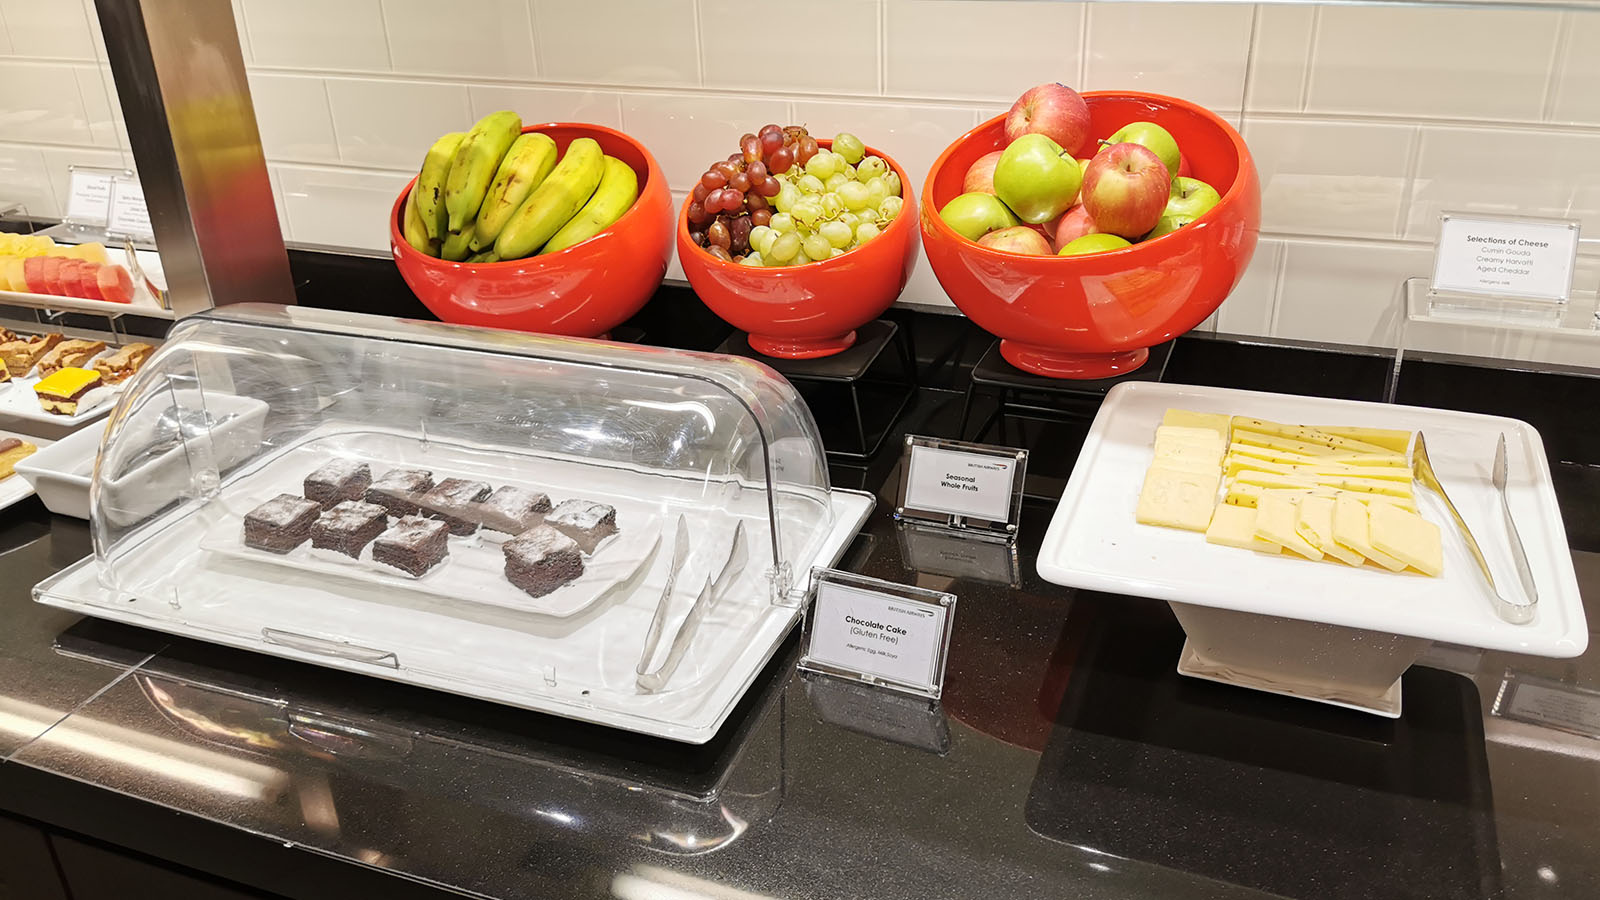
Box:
1311, 425, 1412, 454
1331, 494, 1407, 572
1205, 503, 1280, 553
1161, 409, 1231, 440
1225, 482, 1417, 513
1226, 442, 1323, 466
1224, 456, 1411, 483
1368, 501, 1443, 576
1154, 440, 1225, 468
1156, 424, 1226, 446
1254, 493, 1323, 560
1136, 466, 1220, 532
1295, 496, 1364, 566
1231, 417, 1400, 456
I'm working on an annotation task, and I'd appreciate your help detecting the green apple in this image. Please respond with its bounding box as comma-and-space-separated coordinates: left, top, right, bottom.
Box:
993, 134, 1082, 225
1165, 176, 1221, 219
1058, 233, 1132, 256
939, 192, 1021, 242
1144, 214, 1196, 241
1106, 121, 1180, 178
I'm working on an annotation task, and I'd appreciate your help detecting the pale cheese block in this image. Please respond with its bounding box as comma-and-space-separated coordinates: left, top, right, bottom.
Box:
1369, 501, 1444, 576
1136, 466, 1220, 531
1205, 503, 1280, 553
1154, 440, 1226, 468
1231, 417, 1400, 456
1254, 493, 1323, 560
1161, 409, 1231, 440
1156, 424, 1227, 446
1311, 425, 1412, 454
1331, 494, 1407, 572
1295, 496, 1365, 566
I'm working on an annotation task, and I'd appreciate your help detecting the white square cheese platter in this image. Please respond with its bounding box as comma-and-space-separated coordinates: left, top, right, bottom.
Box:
1038, 382, 1586, 662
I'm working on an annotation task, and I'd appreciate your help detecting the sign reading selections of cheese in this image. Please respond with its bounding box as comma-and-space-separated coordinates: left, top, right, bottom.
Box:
1135, 409, 1444, 577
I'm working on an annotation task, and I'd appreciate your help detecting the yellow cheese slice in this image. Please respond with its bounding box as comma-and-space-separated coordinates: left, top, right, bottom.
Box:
1368, 501, 1443, 576
1295, 496, 1365, 566
1233, 432, 1352, 458
1254, 494, 1323, 560
1225, 482, 1417, 513
1310, 425, 1412, 454
1231, 417, 1400, 456
1135, 466, 1220, 532
1226, 443, 1322, 466
1331, 494, 1407, 571
1161, 409, 1231, 440
1205, 503, 1280, 553
1156, 424, 1226, 446
1224, 456, 1411, 483
1154, 441, 1225, 468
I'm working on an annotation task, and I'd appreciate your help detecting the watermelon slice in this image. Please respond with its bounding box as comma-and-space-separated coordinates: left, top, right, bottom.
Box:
96, 264, 134, 304
21, 257, 49, 294
39, 257, 67, 295
62, 261, 93, 299
75, 262, 104, 300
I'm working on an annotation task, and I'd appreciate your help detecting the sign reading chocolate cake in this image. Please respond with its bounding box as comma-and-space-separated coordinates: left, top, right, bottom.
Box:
310, 500, 388, 558
419, 477, 492, 535
364, 467, 433, 517
371, 515, 449, 577
478, 485, 552, 536
546, 499, 618, 554
503, 525, 583, 598
243, 493, 322, 554
304, 459, 372, 509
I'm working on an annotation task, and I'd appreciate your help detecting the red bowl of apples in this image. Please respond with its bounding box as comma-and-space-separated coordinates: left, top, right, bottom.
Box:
920, 89, 1260, 378
676, 137, 921, 359
390, 122, 673, 338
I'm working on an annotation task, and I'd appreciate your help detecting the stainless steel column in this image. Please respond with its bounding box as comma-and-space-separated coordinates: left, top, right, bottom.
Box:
93, 0, 295, 315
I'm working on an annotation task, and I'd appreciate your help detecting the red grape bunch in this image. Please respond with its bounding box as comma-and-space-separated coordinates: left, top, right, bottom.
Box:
688, 124, 823, 262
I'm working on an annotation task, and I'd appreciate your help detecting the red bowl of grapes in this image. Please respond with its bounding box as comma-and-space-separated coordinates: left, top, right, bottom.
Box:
920, 92, 1259, 378
677, 126, 920, 359
390, 122, 673, 338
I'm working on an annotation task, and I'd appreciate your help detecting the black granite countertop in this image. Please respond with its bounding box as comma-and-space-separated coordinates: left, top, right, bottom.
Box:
2, 325, 1599, 900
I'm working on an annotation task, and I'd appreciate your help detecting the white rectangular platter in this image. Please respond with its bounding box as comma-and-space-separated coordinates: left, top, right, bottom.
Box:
1037, 382, 1586, 658
36, 425, 874, 743
0, 429, 53, 513
0, 246, 171, 319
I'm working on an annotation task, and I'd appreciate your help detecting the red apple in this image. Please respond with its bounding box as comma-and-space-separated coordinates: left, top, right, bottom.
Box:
1081, 143, 1171, 239
1004, 83, 1091, 154
977, 226, 1054, 256
963, 150, 1004, 195
1050, 205, 1098, 251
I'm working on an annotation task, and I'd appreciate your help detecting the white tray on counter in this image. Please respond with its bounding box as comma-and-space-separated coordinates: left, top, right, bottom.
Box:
36, 425, 875, 743
0, 246, 170, 319
0, 429, 54, 513
1038, 383, 1585, 716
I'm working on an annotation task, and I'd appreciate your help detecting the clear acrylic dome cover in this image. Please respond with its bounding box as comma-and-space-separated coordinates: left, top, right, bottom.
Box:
43, 304, 863, 742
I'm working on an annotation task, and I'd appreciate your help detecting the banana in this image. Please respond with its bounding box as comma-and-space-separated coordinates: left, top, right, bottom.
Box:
465, 249, 501, 264
541, 156, 639, 255
416, 131, 465, 241
402, 188, 440, 256
441, 222, 476, 262
494, 138, 604, 260
444, 111, 522, 233
471, 132, 559, 250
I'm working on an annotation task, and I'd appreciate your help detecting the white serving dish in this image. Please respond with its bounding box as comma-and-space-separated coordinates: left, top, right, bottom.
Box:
0, 429, 54, 512
1038, 382, 1586, 716
13, 422, 98, 518
0, 246, 171, 319
0, 344, 125, 429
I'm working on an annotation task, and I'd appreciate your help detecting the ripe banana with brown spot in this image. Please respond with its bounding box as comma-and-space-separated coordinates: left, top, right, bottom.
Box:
444, 110, 521, 233
540, 156, 639, 255
472, 132, 559, 250
415, 131, 464, 241
401, 187, 439, 256
493, 137, 604, 260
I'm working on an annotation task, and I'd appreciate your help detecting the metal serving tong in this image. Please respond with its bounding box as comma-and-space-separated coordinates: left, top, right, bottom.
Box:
636, 515, 690, 678
637, 521, 748, 692
1413, 432, 1536, 625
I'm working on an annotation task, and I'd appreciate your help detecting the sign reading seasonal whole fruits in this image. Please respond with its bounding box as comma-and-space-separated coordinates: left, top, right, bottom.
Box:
938, 83, 1224, 256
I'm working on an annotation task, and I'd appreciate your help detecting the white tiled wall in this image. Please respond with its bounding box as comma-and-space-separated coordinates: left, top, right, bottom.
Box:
1, 0, 1597, 356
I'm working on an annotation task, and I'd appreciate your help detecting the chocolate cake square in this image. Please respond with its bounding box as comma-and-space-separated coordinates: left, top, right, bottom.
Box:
310, 500, 388, 559
503, 526, 584, 598
478, 485, 552, 536
304, 459, 372, 509
371, 515, 449, 577
364, 467, 434, 517
418, 477, 492, 535
243, 493, 322, 554
546, 499, 618, 554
